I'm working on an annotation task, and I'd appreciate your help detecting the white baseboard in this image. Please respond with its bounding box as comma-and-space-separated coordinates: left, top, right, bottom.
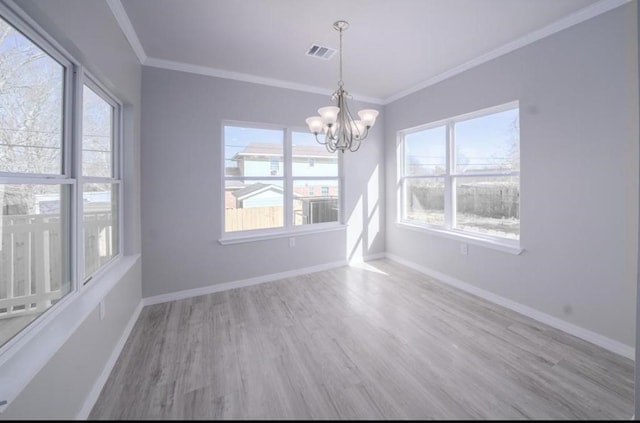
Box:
143, 260, 349, 306
385, 253, 635, 360
77, 299, 144, 420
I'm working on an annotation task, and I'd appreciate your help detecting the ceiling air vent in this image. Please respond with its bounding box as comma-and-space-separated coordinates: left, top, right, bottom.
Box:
306, 44, 336, 60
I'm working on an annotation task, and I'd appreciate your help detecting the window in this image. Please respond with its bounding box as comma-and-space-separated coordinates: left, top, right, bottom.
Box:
0, 11, 122, 350
0, 15, 72, 347
399, 102, 520, 243
292, 132, 339, 227
223, 124, 340, 235
81, 83, 120, 280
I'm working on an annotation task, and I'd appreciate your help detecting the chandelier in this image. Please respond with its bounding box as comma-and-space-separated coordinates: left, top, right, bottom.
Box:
305, 21, 379, 153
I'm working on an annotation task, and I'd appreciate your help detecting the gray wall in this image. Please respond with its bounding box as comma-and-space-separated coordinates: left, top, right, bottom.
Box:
0, 0, 142, 418
141, 67, 384, 298
385, 3, 639, 348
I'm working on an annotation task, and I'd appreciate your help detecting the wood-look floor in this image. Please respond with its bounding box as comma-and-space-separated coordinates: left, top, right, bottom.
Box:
90, 259, 635, 420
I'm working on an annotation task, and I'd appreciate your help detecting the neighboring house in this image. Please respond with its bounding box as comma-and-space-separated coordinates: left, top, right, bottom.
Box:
232, 142, 337, 177
227, 142, 339, 207
231, 182, 284, 208
225, 143, 340, 226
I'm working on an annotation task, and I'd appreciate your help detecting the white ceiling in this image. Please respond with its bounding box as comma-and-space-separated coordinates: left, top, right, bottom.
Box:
114, 0, 619, 104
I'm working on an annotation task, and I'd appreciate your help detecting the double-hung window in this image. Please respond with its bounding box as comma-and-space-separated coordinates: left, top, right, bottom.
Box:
81, 81, 121, 281
399, 102, 520, 245
0, 14, 73, 347
0, 9, 122, 350
223, 123, 340, 237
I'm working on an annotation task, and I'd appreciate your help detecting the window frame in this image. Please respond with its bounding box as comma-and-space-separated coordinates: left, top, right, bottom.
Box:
77, 76, 124, 285
0, 1, 77, 353
0, 0, 125, 378
397, 101, 522, 254
220, 120, 344, 244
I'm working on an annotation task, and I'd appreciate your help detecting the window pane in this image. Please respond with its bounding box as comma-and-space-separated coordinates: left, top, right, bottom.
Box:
0, 19, 64, 175
293, 180, 339, 225
83, 183, 118, 278
292, 132, 338, 177
403, 178, 444, 225
455, 176, 519, 239
455, 108, 519, 174
82, 86, 113, 177
404, 126, 446, 176
0, 184, 70, 346
224, 180, 284, 232
224, 126, 284, 177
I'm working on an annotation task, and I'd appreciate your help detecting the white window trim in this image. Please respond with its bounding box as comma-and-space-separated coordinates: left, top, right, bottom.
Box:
0, 0, 128, 411
397, 101, 521, 252
395, 221, 523, 255
220, 120, 343, 242
218, 223, 347, 245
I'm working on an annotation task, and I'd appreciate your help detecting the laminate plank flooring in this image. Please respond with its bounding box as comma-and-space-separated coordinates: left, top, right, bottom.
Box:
90, 259, 635, 420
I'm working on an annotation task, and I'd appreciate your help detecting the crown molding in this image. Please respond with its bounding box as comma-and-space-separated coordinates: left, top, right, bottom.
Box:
106, 0, 147, 64
382, 0, 632, 104
107, 0, 630, 106
144, 57, 385, 105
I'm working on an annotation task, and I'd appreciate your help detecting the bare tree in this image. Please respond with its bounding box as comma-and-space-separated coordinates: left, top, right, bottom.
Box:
1, 19, 64, 213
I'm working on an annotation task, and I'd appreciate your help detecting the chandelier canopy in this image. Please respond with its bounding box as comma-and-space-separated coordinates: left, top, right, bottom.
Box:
306, 21, 379, 153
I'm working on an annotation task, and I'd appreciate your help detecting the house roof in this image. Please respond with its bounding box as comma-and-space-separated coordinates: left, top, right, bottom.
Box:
234, 143, 334, 159
232, 182, 284, 200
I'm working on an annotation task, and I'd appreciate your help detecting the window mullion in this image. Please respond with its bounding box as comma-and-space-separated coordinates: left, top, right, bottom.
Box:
284, 128, 292, 229
444, 122, 454, 229
72, 65, 83, 292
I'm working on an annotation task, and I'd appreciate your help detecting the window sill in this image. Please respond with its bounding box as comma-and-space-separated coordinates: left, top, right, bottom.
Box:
219, 224, 347, 245
396, 221, 523, 255
0, 254, 141, 414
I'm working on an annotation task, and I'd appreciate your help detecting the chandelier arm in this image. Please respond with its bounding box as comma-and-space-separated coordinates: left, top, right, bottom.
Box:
338, 90, 354, 151
358, 126, 370, 140
341, 91, 363, 140
314, 133, 328, 145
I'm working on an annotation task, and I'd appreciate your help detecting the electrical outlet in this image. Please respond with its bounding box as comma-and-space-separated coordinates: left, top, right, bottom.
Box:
289, 237, 295, 247
460, 243, 468, 255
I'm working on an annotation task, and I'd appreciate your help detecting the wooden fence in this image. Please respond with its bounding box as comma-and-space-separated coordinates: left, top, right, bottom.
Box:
225, 198, 339, 231
408, 181, 519, 219
225, 206, 284, 232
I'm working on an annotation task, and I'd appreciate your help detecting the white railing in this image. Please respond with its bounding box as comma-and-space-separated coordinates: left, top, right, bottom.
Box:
0, 212, 113, 320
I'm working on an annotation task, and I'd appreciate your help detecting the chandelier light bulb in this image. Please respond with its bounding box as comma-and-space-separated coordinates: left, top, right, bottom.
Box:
305, 116, 324, 134
318, 106, 340, 125
357, 109, 379, 128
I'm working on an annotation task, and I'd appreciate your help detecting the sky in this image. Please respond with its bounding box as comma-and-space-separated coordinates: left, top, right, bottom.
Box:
404, 107, 519, 175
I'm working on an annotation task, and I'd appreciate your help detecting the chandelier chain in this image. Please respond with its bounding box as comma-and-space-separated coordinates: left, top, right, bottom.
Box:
338, 24, 343, 88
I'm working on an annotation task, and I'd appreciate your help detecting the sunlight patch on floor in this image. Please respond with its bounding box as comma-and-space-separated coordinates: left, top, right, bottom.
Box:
349, 261, 388, 275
